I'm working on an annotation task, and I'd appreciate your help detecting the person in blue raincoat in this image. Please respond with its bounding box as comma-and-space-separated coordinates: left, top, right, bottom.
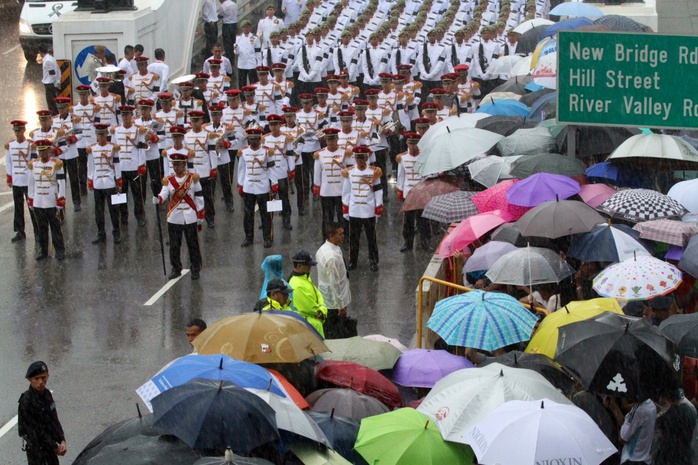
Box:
260, 255, 284, 299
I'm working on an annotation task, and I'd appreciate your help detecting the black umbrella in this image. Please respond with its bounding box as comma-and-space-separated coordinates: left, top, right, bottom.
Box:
517, 25, 549, 55
152, 378, 280, 453
509, 153, 587, 178
479, 351, 578, 396
306, 410, 367, 465
594, 15, 650, 32
490, 79, 529, 96
491, 223, 555, 248
556, 125, 641, 158
659, 313, 698, 358
194, 449, 275, 465
76, 434, 202, 464
556, 312, 681, 400
519, 88, 556, 107
475, 116, 536, 137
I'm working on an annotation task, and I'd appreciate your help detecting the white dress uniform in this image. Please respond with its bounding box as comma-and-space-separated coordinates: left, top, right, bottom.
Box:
184, 129, 217, 179
92, 93, 121, 127
254, 82, 282, 120
396, 150, 421, 198
468, 39, 500, 80
134, 116, 161, 162
446, 41, 472, 73
157, 173, 205, 225
258, 16, 283, 48
377, 90, 396, 110
313, 146, 346, 197
110, 125, 146, 172
221, 106, 249, 150
272, 78, 294, 108
129, 71, 159, 102
341, 162, 383, 266
296, 43, 325, 84
72, 103, 97, 148
351, 119, 379, 163
296, 109, 328, 154
6, 139, 33, 187
334, 43, 360, 81
162, 146, 193, 177
364, 106, 392, 151
155, 109, 185, 149
203, 122, 231, 165
418, 41, 447, 82
390, 44, 418, 75
148, 60, 170, 93
361, 46, 389, 87
28, 157, 65, 208
263, 133, 295, 181
29, 128, 57, 158
262, 44, 287, 69
51, 114, 81, 162
235, 33, 262, 71
174, 98, 204, 128
237, 146, 278, 195
87, 142, 122, 189
203, 56, 234, 76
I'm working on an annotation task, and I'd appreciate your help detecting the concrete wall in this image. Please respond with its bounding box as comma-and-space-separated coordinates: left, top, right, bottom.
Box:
656, 0, 698, 35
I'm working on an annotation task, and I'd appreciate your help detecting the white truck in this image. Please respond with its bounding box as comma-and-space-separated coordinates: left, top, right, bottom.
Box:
18, 0, 79, 62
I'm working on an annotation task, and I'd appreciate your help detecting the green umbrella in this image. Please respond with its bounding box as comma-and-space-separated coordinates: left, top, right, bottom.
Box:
354, 408, 474, 465
322, 337, 401, 370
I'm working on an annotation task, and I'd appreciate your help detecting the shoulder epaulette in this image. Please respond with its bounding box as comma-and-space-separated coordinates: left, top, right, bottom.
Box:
162, 176, 169, 186
341, 168, 349, 178
191, 173, 200, 182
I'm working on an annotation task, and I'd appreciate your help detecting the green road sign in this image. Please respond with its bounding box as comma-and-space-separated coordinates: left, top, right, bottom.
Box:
557, 31, 698, 129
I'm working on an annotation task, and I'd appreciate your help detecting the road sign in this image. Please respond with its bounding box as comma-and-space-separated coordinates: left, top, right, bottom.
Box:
557, 31, 698, 129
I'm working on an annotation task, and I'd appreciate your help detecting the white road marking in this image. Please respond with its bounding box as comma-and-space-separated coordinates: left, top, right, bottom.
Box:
0, 202, 14, 213
144, 269, 190, 306
0, 192, 11, 196
0, 415, 17, 439
2, 45, 20, 56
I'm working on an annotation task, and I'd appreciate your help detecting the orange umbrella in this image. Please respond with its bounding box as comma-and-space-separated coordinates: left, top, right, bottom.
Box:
266, 368, 310, 410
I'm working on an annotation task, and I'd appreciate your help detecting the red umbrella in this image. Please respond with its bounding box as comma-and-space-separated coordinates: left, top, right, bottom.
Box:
315, 361, 402, 409
400, 177, 462, 212
471, 179, 531, 220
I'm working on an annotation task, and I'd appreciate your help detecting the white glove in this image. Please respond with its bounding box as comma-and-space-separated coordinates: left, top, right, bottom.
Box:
343, 214, 349, 221
152, 196, 159, 205
197, 218, 204, 226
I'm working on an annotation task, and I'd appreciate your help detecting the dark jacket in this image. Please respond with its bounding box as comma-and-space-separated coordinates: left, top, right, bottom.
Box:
18, 387, 65, 449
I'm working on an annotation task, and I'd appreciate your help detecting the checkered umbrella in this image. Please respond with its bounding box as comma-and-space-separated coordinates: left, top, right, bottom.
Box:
422, 191, 478, 223
633, 219, 698, 247
594, 14, 649, 32
599, 189, 688, 223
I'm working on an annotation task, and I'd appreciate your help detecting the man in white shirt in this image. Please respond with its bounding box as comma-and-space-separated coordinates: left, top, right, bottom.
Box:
39, 45, 61, 115
118, 45, 136, 81
316, 221, 351, 317
220, 0, 239, 66
148, 48, 170, 94
203, 43, 234, 78
202, 0, 219, 55
282, 0, 303, 25
258, 5, 283, 48
235, 20, 261, 88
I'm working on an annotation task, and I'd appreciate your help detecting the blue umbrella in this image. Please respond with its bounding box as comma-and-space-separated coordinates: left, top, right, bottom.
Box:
150, 354, 287, 397
568, 223, 651, 263
585, 162, 650, 188
477, 99, 531, 118
542, 17, 594, 39
550, 2, 604, 18
527, 92, 557, 122
427, 291, 538, 351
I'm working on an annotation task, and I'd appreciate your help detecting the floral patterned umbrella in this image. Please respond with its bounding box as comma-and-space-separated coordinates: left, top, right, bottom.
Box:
592, 255, 682, 301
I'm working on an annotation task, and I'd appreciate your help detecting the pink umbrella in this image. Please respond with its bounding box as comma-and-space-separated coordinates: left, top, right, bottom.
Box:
579, 183, 617, 208
439, 209, 515, 258
471, 179, 531, 220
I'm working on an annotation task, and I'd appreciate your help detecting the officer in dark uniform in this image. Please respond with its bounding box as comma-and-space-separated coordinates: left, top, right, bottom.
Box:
17, 361, 66, 465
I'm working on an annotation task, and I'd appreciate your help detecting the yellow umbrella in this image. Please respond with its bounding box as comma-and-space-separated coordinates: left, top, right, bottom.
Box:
530, 36, 552, 69
193, 312, 329, 363
525, 298, 624, 358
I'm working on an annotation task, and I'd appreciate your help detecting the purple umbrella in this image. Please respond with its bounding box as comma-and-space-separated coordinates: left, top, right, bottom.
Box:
391, 349, 474, 388
506, 173, 580, 207
463, 241, 519, 272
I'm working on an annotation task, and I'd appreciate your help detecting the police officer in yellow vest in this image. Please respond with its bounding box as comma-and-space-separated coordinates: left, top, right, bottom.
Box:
288, 250, 328, 337
255, 278, 294, 311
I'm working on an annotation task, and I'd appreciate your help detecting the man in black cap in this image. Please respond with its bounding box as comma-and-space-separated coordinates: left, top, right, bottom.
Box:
254, 277, 294, 311
18, 361, 66, 465
648, 295, 675, 326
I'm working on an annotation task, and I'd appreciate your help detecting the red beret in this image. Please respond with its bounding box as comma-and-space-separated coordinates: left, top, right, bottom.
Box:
353, 145, 371, 157
323, 128, 341, 136
314, 87, 330, 94
195, 72, 210, 80
54, 97, 71, 105
138, 99, 155, 107
188, 110, 206, 119
118, 105, 136, 112
267, 114, 284, 123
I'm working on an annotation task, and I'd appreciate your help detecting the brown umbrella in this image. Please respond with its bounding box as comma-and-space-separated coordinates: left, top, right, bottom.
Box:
400, 177, 462, 212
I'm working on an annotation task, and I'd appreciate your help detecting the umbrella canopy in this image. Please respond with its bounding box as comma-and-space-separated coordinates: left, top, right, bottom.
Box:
475, 115, 535, 137
679, 235, 698, 278
151, 379, 279, 452
487, 56, 526, 79
322, 336, 401, 370
579, 184, 617, 208
438, 210, 515, 258
481, 92, 524, 104
192, 312, 329, 363
417, 363, 572, 442
464, 399, 616, 465
594, 14, 650, 32
306, 410, 364, 464
526, 298, 625, 358
496, 127, 557, 156
400, 177, 462, 212
470, 179, 532, 220
414, 128, 504, 176
75, 434, 203, 465
355, 408, 474, 465
584, 162, 650, 188
73, 414, 160, 464
306, 388, 390, 422
288, 443, 353, 465
527, 92, 557, 122
509, 153, 587, 178
542, 17, 595, 39
633, 219, 698, 247
568, 223, 650, 263
479, 351, 577, 396
422, 191, 478, 223
506, 173, 581, 207
599, 189, 688, 223
315, 360, 402, 408
427, 290, 539, 351
467, 156, 520, 188
391, 349, 474, 388
476, 99, 530, 118
592, 255, 683, 301
550, 1, 604, 18
486, 246, 575, 286
516, 24, 551, 56
266, 368, 310, 410
659, 313, 698, 358
668, 178, 698, 213
514, 199, 605, 238
491, 223, 555, 248
463, 240, 518, 272
511, 54, 534, 76
556, 125, 641, 158
555, 312, 681, 400
514, 18, 555, 34
417, 114, 491, 148
519, 89, 556, 107
362, 334, 409, 352
194, 453, 274, 465
607, 134, 698, 168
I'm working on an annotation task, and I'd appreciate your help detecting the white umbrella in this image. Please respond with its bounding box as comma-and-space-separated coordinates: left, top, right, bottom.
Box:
668, 178, 698, 213
416, 363, 571, 443
463, 399, 616, 465
418, 114, 492, 148
463, 240, 518, 272
496, 127, 557, 156
415, 128, 504, 176
532, 49, 557, 90
511, 55, 533, 76
486, 246, 576, 286
488, 55, 524, 76
514, 18, 555, 34
467, 155, 520, 188
607, 134, 698, 163
549, 1, 605, 18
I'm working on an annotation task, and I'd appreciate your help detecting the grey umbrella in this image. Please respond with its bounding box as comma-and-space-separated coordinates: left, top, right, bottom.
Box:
194, 451, 275, 465
594, 15, 651, 32
519, 88, 556, 107
679, 235, 698, 278
491, 223, 555, 248
556, 126, 641, 158
476, 116, 536, 137
509, 153, 587, 178
517, 25, 549, 55
514, 200, 606, 239
486, 246, 575, 286
497, 127, 558, 156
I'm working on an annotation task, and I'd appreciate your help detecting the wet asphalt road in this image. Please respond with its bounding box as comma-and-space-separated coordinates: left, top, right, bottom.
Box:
0, 6, 432, 463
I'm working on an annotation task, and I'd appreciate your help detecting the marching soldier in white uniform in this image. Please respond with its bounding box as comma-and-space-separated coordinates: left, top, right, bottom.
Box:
271, 63, 294, 108
92, 77, 122, 128
5, 120, 38, 242
162, 126, 193, 178
253, 66, 282, 123
134, 98, 163, 200
313, 127, 347, 238
73, 85, 97, 195
262, 114, 295, 230
397, 132, 430, 251
129, 56, 160, 103
155, 92, 185, 151
204, 103, 235, 213
295, 93, 328, 215
52, 97, 83, 212
29, 111, 57, 153
174, 82, 205, 129
364, 88, 394, 197
184, 111, 218, 228
87, 124, 122, 245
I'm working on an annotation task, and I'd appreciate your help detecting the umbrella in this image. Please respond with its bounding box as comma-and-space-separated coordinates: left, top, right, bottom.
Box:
487, 55, 525, 78
490, 223, 555, 248
463, 240, 518, 272
511, 54, 534, 76
542, 17, 595, 39
422, 191, 478, 223
514, 18, 555, 34
417, 363, 572, 442
599, 189, 688, 223
594, 14, 650, 32
659, 313, 698, 358
592, 255, 683, 301
633, 219, 698, 247
151, 379, 279, 452
496, 127, 557, 157
526, 298, 625, 358
438, 210, 515, 258
668, 178, 698, 213
506, 173, 581, 207
475, 116, 535, 137
550, 1, 604, 18
414, 128, 504, 176
322, 336, 401, 370
362, 334, 409, 352
516, 25, 551, 56
479, 351, 577, 396
417, 114, 491, 148
584, 162, 651, 189
192, 312, 329, 364
467, 155, 520, 188
306, 411, 364, 464
427, 290, 539, 351
514, 199, 605, 238
531, 44, 558, 90
75, 434, 203, 465
510, 153, 586, 179
519, 89, 556, 108
607, 134, 698, 168
555, 312, 681, 400
470, 179, 532, 220
568, 223, 650, 263
354, 408, 475, 465
391, 349, 474, 388
480, 92, 523, 105
266, 368, 311, 410
288, 443, 353, 465
315, 360, 402, 408
400, 177, 462, 212
73, 413, 160, 464
679, 235, 698, 277
463, 399, 616, 465
486, 246, 575, 286
476, 99, 530, 118
579, 183, 617, 208
306, 388, 390, 422
261, 360, 318, 399
194, 453, 274, 465
526, 93, 557, 122
555, 125, 641, 158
